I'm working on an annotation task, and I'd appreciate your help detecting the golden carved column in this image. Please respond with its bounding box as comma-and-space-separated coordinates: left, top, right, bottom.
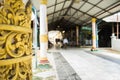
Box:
0, 0, 32, 80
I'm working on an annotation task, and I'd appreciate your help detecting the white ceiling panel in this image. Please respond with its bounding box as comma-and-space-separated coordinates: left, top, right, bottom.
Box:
75, 20, 80, 24
88, 0, 102, 4
97, 12, 110, 19
80, 3, 93, 12
67, 8, 76, 16
63, 16, 70, 20
54, 12, 60, 17
73, 12, 79, 18
109, 6, 120, 13
47, 0, 56, 7
57, 0, 64, 3
83, 15, 89, 18
60, 9, 67, 15
56, 3, 64, 11
48, 15, 53, 20
47, 7, 54, 14
77, 12, 83, 16
87, 7, 101, 15
64, 1, 71, 8
69, 18, 76, 22
83, 20, 91, 25
80, 15, 89, 20
72, 2, 84, 9
97, 0, 118, 8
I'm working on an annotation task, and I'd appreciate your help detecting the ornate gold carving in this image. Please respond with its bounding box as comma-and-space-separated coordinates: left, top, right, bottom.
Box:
0, 0, 32, 80
0, 56, 32, 80
0, 0, 32, 27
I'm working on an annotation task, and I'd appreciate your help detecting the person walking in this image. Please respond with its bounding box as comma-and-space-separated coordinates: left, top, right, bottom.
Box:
63, 38, 68, 48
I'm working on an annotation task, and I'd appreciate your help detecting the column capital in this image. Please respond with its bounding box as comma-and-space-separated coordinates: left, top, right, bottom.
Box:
92, 18, 96, 23
40, 0, 47, 5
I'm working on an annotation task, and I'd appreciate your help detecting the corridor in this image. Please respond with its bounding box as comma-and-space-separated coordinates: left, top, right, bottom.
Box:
49, 48, 120, 80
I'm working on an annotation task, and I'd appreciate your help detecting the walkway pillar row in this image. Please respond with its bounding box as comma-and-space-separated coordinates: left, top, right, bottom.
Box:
76, 26, 79, 46
39, 0, 49, 63
91, 18, 97, 51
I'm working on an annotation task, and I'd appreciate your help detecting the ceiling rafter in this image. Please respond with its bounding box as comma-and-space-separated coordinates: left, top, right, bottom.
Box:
62, 20, 77, 28
58, 0, 74, 26
62, 0, 74, 17
71, 16, 86, 23
83, 0, 112, 14
45, 0, 120, 29
47, 1, 64, 8
84, 0, 103, 13
83, 1, 120, 25
63, 13, 86, 27
58, 1, 67, 19
68, 1, 86, 20
61, 1, 102, 27
71, 0, 103, 25
37, 1, 65, 12
71, 7, 98, 25
96, 2, 120, 17
71, 7, 97, 19
63, 1, 87, 26
47, 8, 67, 16
52, 0, 57, 23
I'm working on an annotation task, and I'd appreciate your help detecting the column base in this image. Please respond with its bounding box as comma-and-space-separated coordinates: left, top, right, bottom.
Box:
91, 47, 97, 51
40, 57, 49, 64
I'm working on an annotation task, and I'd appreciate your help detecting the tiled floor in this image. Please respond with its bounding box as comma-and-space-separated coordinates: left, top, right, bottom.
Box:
52, 52, 81, 80
32, 50, 57, 80
32, 48, 120, 80
49, 48, 120, 80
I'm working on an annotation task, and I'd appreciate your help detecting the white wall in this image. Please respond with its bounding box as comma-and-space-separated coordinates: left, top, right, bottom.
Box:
111, 38, 120, 51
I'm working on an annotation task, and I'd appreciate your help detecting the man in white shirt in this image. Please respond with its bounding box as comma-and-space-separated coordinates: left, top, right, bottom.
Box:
63, 38, 68, 48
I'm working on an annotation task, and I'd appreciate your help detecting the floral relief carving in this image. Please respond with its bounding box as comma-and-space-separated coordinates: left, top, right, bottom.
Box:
0, 0, 32, 80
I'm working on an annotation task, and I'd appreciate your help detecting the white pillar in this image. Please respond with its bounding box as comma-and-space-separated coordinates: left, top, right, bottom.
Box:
39, 0, 48, 63
116, 14, 119, 39
91, 18, 96, 51
32, 8, 38, 49
32, 7, 38, 68
76, 26, 79, 46
112, 23, 114, 34
111, 33, 116, 49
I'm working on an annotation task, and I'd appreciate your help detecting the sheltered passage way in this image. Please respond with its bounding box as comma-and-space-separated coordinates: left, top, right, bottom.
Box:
49, 48, 120, 80
31, 0, 120, 79
31, 0, 120, 47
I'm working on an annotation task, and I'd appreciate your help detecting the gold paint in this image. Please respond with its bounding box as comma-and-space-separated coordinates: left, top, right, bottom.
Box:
0, 24, 32, 33
92, 18, 96, 23
40, 57, 48, 60
40, 34, 48, 42
92, 35, 96, 40
0, 0, 32, 79
0, 55, 32, 66
40, 0, 47, 4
